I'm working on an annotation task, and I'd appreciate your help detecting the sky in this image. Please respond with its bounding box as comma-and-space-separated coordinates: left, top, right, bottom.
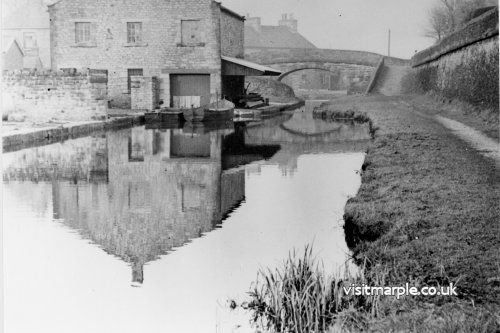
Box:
1, 0, 439, 59
223, 0, 438, 59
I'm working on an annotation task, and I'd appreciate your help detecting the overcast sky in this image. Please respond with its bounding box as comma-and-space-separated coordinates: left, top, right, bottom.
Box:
2, 0, 438, 59
224, 0, 438, 59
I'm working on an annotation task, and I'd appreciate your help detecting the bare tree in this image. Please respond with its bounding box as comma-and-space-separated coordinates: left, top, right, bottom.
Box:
424, 0, 498, 41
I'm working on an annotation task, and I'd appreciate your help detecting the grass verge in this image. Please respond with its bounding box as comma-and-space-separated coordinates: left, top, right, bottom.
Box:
239, 95, 499, 332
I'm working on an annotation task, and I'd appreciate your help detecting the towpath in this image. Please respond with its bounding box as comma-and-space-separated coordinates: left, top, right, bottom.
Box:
316, 93, 499, 330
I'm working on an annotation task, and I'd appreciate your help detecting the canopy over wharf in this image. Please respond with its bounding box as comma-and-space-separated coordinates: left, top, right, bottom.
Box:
221, 55, 281, 103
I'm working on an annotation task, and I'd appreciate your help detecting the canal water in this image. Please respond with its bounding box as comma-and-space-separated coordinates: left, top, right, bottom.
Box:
2, 101, 370, 333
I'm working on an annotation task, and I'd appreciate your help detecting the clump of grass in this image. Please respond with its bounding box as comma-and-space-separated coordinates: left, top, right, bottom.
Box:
312, 104, 378, 137
242, 246, 380, 332
245, 246, 342, 332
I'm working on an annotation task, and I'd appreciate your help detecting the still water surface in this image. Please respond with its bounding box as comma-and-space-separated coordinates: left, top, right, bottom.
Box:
3, 102, 369, 333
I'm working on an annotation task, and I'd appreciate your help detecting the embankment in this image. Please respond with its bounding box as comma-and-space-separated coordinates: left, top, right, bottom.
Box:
410, 7, 498, 112
314, 95, 499, 331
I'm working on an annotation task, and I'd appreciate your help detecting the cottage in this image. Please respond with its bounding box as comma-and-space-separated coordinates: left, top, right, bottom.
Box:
1, 0, 50, 69
49, 0, 280, 109
2, 38, 24, 70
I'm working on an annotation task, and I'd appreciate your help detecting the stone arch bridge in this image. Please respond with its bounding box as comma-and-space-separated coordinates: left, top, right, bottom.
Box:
244, 48, 409, 93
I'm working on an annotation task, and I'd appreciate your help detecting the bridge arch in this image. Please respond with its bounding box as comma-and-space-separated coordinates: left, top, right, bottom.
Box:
277, 67, 335, 81
244, 48, 409, 94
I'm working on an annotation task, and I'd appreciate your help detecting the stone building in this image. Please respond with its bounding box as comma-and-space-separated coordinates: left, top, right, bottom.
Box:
2, 38, 25, 70
49, 0, 279, 109
244, 13, 316, 51
1, 0, 50, 69
244, 14, 334, 93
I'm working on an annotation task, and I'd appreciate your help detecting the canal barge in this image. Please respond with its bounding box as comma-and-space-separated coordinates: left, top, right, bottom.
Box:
182, 99, 235, 122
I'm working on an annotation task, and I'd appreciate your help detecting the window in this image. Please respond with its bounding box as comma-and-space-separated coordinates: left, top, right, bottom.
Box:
23, 32, 37, 49
75, 22, 91, 44
127, 68, 143, 93
127, 22, 142, 44
181, 20, 202, 46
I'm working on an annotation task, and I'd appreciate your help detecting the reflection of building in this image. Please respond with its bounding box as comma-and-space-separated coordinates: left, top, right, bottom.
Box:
2, 134, 108, 183
52, 127, 244, 284
1, 124, 279, 284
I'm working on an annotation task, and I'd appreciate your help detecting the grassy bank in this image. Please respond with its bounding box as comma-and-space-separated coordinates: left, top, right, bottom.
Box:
244, 94, 499, 332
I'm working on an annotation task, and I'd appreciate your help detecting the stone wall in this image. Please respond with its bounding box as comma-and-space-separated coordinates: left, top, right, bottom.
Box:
2, 69, 108, 122
276, 62, 375, 93
411, 7, 499, 110
245, 76, 297, 103
220, 9, 244, 58
245, 48, 387, 66
131, 76, 159, 110
49, 0, 230, 108
244, 48, 408, 94
3, 133, 108, 182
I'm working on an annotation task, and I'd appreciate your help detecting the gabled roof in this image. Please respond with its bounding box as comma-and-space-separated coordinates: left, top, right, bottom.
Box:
23, 55, 43, 69
2, 37, 25, 55
245, 25, 316, 49
220, 4, 245, 21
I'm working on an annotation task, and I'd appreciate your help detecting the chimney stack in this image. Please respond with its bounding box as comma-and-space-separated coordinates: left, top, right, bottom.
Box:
279, 13, 298, 32
245, 15, 262, 33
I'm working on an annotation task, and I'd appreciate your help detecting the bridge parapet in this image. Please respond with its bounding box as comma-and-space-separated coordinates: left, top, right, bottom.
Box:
244, 47, 409, 94
245, 47, 408, 66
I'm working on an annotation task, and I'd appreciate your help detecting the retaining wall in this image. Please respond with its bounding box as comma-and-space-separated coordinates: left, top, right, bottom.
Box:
411, 7, 499, 110
2, 69, 108, 122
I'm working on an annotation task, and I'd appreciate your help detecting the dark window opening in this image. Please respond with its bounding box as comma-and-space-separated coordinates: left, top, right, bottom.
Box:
127, 68, 143, 93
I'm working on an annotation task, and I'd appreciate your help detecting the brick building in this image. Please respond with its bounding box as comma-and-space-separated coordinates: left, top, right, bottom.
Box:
49, 0, 278, 109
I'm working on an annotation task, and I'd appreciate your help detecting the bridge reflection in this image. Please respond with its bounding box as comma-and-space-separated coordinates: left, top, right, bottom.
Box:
3, 109, 369, 284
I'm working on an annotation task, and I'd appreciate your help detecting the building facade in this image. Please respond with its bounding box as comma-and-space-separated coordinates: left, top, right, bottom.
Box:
49, 0, 248, 108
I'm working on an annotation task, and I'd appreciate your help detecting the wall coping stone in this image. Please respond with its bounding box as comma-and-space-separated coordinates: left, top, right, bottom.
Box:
412, 7, 499, 67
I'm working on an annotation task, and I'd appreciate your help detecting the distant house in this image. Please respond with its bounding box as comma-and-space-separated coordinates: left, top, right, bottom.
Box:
244, 14, 334, 92
49, 0, 280, 109
2, 38, 24, 70
244, 13, 316, 50
1, 0, 50, 68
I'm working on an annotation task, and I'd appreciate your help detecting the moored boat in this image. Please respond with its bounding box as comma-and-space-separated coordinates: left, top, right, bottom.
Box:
145, 108, 185, 123
183, 99, 235, 122
182, 106, 206, 122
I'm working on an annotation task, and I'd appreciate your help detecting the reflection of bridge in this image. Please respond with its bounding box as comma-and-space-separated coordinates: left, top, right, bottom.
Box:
244, 112, 371, 145
238, 111, 370, 175
245, 48, 409, 92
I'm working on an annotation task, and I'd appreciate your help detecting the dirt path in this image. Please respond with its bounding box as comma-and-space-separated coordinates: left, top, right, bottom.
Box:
435, 115, 500, 165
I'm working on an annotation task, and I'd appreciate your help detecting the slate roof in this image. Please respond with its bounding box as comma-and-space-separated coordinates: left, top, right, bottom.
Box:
245, 25, 316, 49
2, 37, 24, 55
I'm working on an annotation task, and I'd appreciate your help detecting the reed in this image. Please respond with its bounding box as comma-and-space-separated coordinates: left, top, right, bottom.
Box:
243, 246, 380, 333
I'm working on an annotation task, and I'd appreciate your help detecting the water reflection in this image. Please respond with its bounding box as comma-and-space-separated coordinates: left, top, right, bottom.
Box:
3, 123, 281, 284
3, 106, 370, 333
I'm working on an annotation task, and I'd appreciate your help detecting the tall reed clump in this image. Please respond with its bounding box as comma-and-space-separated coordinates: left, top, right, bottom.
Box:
244, 246, 380, 333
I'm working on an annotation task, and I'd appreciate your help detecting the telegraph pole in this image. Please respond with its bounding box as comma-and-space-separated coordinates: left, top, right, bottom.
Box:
388, 29, 391, 57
